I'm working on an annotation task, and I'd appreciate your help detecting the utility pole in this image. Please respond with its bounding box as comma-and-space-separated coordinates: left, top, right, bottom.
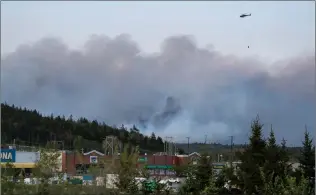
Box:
169, 137, 174, 156
103, 136, 122, 156
186, 137, 190, 154
174, 142, 177, 155
229, 136, 234, 169
164, 137, 174, 155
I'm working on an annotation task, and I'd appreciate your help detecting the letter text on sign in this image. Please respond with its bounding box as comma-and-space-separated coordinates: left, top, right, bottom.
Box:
0, 149, 16, 163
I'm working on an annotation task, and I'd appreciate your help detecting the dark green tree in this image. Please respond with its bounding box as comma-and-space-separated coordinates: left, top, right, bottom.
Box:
1, 103, 164, 153
299, 129, 315, 193
195, 153, 213, 191
179, 165, 198, 194
114, 144, 139, 193
278, 138, 291, 183
177, 148, 186, 155
236, 116, 266, 195
181, 153, 213, 195
263, 127, 280, 186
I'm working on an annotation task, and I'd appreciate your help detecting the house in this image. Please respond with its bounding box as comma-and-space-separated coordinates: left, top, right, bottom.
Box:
176, 152, 201, 166
62, 150, 115, 175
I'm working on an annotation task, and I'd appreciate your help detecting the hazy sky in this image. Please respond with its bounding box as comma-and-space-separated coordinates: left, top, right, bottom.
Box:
1, 1, 315, 144
2, 1, 314, 61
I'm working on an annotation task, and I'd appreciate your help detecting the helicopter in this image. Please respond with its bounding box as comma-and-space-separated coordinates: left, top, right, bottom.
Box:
240, 13, 251, 48
240, 13, 251, 18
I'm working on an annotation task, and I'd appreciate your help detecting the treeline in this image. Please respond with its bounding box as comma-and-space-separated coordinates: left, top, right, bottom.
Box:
1, 117, 315, 195
177, 143, 302, 162
1, 103, 164, 153
178, 117, 315, 195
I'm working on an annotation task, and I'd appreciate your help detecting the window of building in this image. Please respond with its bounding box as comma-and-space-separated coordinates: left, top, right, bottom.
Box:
75, 164, 89, 175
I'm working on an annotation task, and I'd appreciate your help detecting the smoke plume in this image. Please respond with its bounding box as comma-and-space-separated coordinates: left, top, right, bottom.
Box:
1, 34, 315, 144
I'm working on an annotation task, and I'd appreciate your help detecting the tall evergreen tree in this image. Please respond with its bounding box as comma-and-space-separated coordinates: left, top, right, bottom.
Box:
299, 129, 315, 193
278, 138, 291, 182
237, 116, 266, 195
195, 153, 213, 191
181, 153, 213, 195
248, 116, 267, 166
263, 126, 279, 186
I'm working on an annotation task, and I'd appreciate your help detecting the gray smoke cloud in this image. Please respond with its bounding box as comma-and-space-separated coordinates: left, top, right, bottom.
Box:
1, 34, 315, 144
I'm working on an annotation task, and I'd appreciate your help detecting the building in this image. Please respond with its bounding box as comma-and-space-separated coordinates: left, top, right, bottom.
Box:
61, 150, 112, 175
1, 147, 41, 177
176, 152, 201, 165
144, 154, 179, 177
61, 150, 178, 177
2, 145, 241, 178
138, 152, 204, 177
60, 150, 187, 177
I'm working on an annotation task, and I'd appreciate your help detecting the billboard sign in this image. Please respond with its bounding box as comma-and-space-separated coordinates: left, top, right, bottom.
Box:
1, 149, 16, 163
15, 151, 40, 163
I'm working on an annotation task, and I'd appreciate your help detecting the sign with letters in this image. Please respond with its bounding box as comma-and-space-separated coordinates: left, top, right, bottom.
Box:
1, 149, 16, 163
138, 157, 147, 162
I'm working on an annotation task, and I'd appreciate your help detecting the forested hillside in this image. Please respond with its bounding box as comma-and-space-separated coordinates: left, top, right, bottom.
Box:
1, 103, 164, 153
1, 103, 302, 160
176, 142, 302, 162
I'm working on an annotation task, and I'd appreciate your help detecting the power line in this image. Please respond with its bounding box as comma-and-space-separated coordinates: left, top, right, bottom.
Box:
164, 137, 175, 155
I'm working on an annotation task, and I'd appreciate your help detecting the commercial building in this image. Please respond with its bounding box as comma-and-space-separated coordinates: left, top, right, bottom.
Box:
137, 152, 203, 177
142, 154, 178, 176
1, 147, 41, 177
61, 150, 114, 175
1, 148, 40, 168
60, 150, 184, 177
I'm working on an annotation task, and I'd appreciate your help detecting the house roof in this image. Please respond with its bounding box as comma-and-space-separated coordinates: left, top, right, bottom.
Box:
176, 152, 201, 158
83, 150, 104, 156
188, 152, 201, 157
